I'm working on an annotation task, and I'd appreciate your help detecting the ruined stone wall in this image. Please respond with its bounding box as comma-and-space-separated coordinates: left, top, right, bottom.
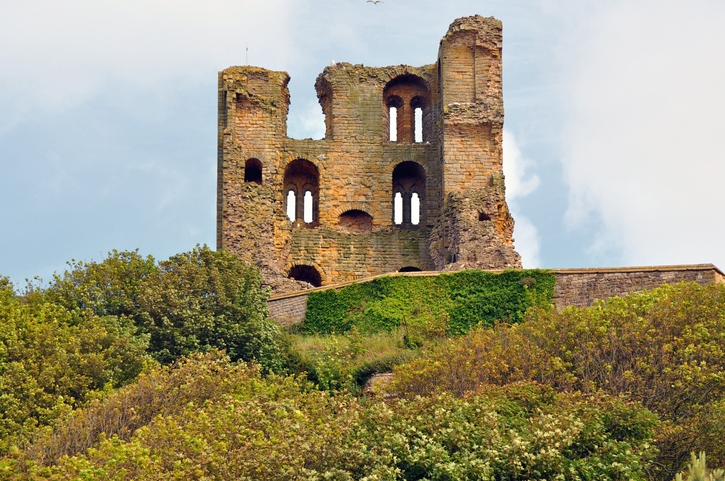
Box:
267, 265, 725, 325
218, 16, 521, 294
552, 264, 725, 310
267, 292, 310, 327
432, 16, 519, 271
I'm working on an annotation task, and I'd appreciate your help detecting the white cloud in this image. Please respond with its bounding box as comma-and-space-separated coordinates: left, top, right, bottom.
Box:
503, 129, 540, 199
503, 129, 542, 268
559, 0, 725, 267
0, 0, 297, 123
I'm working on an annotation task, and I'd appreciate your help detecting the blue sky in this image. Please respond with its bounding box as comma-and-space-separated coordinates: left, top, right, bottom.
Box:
2, 0, 724, 287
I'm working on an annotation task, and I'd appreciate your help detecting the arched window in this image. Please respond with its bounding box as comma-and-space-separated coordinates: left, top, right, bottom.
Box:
393, 191, 403, 225
385, 95, 402, 142
389, 106, 398, 141
383, 75, 430, 143
411, 192, 420, 225
414, 108, 423, 143
303, 191, 313, 223
286, 190, 296, 221
244, 158, 263, 184
283, 159, 320, 226
392, 161, 426, 228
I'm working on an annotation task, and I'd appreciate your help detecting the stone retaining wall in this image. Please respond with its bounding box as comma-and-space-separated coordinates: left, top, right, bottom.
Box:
267, 293, 310, 327
267, 264, 725, 325
551, 264, 724, 310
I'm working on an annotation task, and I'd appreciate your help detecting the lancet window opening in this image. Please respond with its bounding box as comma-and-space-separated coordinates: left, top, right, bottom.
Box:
383, 75, 431, 144
286, 189, 297, 221
283, 159, 320, 226
392, 161, 426, 228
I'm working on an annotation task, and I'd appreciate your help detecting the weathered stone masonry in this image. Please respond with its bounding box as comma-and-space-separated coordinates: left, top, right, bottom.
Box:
267, 264, 725, 325
218, 16, 521, 294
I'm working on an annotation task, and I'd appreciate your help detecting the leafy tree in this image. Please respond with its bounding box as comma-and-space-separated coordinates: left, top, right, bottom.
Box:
32, 246, 286, 372
41, 249, 157, 319
136, 245, 286, 372
0, 279, 150, 453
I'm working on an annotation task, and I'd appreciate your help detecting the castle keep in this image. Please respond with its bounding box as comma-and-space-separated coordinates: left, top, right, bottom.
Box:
217, 16, 521, 293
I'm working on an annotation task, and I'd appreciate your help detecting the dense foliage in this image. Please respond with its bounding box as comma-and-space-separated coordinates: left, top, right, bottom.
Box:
390, 282, 725, 478
304, 269, 556, 335
136, 246, 284, 370
41, 250, 157, 319
6, 248, 725, 479
11, 353, 656, 481
40, 245, 285, 371
0, 246, 286, 458
0, 277, 150, 454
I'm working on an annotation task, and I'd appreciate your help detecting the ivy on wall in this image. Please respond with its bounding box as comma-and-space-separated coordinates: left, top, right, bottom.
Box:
304, 269, 556, 334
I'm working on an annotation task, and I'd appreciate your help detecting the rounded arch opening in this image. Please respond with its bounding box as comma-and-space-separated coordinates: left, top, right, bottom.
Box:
244, 158, 263, 185
392, 161, 426, 227
283, 159, 320, 226
399, 266, 422, 272
288, 265, 322, 287
383, 74, 431, 143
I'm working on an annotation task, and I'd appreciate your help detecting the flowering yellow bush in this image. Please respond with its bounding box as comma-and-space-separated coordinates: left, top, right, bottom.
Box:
390, 282, 725, 478
9, 355, 656, 480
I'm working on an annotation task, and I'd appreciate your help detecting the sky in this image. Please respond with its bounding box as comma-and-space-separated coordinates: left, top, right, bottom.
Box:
1, 0, 724, 287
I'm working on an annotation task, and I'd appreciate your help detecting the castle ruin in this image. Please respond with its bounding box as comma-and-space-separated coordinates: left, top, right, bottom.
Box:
217, 15, 521, 293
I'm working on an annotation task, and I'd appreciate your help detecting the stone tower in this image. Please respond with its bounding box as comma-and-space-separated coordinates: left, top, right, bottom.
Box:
217, 15, 521, 293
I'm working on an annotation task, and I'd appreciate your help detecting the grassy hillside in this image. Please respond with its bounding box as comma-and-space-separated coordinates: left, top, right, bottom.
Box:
2, 249, 725, 479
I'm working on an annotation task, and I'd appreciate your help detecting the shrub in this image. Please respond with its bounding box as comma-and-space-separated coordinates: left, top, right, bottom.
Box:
359, 382, 657, 480
0, 283, 150, 454
34, 246, 285, 372
15, 373, 656, 480
18, 351, 255, 469
135, 245, 285, 372
390, 282, 725, 477
40, 249, 157, 319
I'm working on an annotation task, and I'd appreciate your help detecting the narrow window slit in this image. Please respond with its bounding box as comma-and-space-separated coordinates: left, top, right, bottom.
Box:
389, 106, 397, 141
414, 108, 423, 143
394, 192, 403, 224
303, 191, 313, 224
286, 191, 296, 222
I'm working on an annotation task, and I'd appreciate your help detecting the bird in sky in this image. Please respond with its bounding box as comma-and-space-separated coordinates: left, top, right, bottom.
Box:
367, 0, 383, 4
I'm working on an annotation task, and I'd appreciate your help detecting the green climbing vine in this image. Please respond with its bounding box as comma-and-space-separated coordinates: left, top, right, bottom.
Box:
303, 269, 556, 334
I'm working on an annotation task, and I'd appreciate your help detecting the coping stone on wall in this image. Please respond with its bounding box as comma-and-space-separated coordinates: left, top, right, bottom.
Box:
266, 264, 725, 325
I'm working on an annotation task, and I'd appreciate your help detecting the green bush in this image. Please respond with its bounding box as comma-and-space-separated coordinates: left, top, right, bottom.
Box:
34, 245, 287, 373
0, 280, 150, 454
390, 282, 725, 478
17, 351, 255, 470
41, 249, 157, 319
13, 360, 656, 480
304, 269, 556, 335
360, 383, 657, 481
135, 245, 285, 372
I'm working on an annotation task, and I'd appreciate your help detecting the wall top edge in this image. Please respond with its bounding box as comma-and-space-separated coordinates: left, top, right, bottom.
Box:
267, 264, 723, 302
